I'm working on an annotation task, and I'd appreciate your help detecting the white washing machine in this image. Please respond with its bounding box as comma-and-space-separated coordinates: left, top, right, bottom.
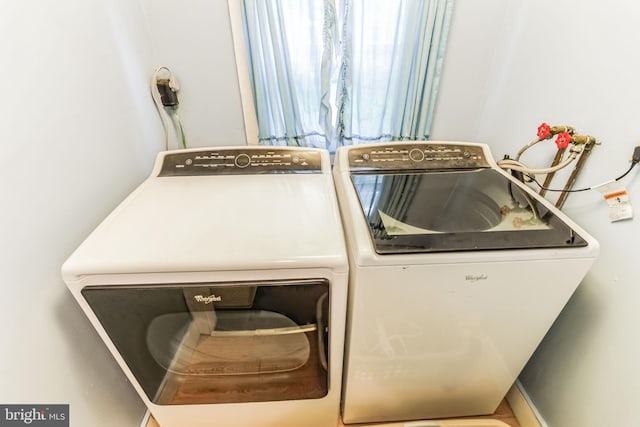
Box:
62, 146, 348, 427
332, 141, 599, 424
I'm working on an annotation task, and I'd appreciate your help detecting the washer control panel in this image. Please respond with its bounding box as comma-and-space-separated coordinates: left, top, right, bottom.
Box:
158, 148, 323, 176
348, 143, 490, 171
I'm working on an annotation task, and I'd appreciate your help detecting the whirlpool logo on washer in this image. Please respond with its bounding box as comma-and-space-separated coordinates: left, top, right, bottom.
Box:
465, 274, 488, 282
194, 294, 222, 304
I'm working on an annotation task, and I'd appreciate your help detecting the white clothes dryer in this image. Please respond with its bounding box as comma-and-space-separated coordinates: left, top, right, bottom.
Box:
333, 141, 599, 424
62, 146, 348, 427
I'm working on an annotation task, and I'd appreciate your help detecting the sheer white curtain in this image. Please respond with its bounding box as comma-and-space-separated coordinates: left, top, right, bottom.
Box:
241, 0, 454, 152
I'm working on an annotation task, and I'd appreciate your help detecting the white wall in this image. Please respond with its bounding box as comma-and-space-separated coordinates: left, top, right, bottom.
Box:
433, 1, 640, 426
140, 0, 249, 147
0, 1, 155, 425
431, 0, 525, 143
0, 1, 246, 426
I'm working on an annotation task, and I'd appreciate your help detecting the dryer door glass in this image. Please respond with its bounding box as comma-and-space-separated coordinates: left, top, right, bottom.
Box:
82, 279, 330, 405
351, 169, 588, 253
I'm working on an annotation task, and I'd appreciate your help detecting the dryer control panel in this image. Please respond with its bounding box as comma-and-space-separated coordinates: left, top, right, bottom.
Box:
158, 148, 323, 176
348, 143, 490, 172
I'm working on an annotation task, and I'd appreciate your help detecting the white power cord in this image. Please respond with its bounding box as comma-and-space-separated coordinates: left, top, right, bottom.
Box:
150, 66, 187, 150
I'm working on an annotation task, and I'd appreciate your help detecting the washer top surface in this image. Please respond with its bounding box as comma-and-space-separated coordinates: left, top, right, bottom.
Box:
333, 141, 598, 259
63, 147, 347, 279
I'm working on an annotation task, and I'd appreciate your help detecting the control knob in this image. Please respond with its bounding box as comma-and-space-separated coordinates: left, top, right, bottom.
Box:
409, 148, 425, 162
234, 153, 251, 168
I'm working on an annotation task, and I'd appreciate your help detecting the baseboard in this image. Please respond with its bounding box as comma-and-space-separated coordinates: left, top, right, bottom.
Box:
142, 384, 545, 427
140, 411, 158, 427
505, 382, 545, 427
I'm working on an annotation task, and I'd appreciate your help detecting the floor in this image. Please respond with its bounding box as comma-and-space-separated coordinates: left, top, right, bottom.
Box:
456, 399, 521, 427
144, 398, 520, 427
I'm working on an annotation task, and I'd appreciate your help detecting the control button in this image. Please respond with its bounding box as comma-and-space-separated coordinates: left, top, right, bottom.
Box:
409, 148, 425, 162
185, 158, 193, 166
234, 153, 251, 168
463, 151, 471, 158
362, 153, 370, 161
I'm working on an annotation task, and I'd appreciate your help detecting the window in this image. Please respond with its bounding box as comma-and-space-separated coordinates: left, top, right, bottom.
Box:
237, 0, 454, 152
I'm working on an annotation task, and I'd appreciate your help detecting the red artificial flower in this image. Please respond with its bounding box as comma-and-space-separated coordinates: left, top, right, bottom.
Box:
555, 131, 572, 149
537, 122, 551, 139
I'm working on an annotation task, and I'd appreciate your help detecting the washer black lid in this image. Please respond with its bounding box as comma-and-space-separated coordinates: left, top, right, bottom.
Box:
351, 168, 588, 254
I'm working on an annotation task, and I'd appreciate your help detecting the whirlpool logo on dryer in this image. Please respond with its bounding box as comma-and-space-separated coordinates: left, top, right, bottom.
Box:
194, 294, 222, 304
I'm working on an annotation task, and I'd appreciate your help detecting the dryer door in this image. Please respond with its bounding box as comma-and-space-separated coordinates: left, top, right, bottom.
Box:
82, 279, 330, 405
